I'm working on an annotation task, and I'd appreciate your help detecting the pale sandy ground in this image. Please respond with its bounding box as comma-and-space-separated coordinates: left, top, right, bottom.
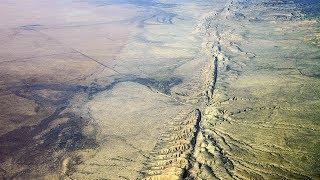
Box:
0, 0, 212, 178
0, 0, 319, 179
142, 1, 320, 179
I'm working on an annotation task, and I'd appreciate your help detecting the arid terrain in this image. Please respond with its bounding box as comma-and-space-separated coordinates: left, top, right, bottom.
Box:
0, 0, 319, 179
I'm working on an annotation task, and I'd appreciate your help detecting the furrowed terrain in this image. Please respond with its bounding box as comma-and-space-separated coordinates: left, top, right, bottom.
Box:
142, 0, 320, 179
0, 0, 319, 179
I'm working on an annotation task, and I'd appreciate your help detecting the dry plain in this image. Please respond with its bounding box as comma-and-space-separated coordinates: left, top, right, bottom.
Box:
0, 0, 319, 179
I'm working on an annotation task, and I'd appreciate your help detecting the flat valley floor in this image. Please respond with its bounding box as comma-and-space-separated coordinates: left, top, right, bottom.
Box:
0, 0, 319, 179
